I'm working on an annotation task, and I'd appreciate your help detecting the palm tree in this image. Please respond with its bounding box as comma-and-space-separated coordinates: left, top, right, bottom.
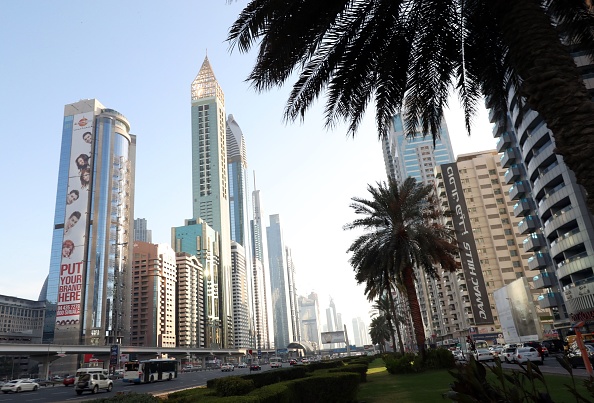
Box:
228, 0, 594, 213
345, 177, 459, 358
373, 294, 405, 354
369, 315, 390, 353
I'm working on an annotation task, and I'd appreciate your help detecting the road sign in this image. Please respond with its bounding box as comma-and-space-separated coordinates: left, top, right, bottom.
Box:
248, 349, 253, 355
257, 349, 262, 358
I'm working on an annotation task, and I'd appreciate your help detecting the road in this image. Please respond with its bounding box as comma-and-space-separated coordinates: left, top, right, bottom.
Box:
485, 354, 592, 378
0, 365, 277, 403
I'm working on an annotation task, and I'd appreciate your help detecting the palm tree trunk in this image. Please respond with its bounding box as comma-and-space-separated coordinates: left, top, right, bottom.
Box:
403, 265, 426, 359
386, 282, 405, 354
494, 0, 594, 214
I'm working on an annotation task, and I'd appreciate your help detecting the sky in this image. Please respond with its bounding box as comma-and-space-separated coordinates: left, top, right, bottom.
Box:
0, 1, 497, 340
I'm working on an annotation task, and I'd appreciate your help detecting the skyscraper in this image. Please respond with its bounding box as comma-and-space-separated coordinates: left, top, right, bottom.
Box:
134, 218, 152, 243
298, 292, 321, 348
43, 99, 136, 352
267, 214, 294, 349
251, 187, 271, 349
191, 56, 233, 347
227, 114, 253, 348
286, 247, 300, 341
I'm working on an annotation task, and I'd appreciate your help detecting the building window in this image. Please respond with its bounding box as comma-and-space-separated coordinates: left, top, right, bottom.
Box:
507, 239, 515, 246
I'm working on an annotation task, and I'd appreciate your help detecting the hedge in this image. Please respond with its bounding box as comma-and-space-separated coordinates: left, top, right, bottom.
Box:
328, 363, 368, 382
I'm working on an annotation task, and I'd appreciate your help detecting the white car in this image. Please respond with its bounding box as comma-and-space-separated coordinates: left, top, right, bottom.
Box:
237, 362, 247, 369
473, 348, 494, 362
514, 347, 541, 365
75, 372, 113, 395
221, 363, 235, 372
1, 379, 39, 393
502, 347, 517, 363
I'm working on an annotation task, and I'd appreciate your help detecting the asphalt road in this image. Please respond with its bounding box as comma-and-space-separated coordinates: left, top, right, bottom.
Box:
0, 365, 278, 403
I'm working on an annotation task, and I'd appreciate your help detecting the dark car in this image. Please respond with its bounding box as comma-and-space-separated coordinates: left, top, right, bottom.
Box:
542, 339, 564, 354
249, 364, 261, 371
289, 359, 297, 366
567, 345, 594, 368
63, 375, 75, 387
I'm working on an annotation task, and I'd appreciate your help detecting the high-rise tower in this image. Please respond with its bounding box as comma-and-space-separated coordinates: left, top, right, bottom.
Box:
191, 56, 233, 347
43, 99, 136, 350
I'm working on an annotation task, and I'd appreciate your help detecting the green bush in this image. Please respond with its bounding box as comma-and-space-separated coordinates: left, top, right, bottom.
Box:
246, 382, 294, 403
292, 372, 360, 402
384, 352, 422, 374
306, 359, 346, 372
215, 376, 255, 397
89, 393, 161, 402
424, 348, 456, 369
238, 366, 309, 388
166, 387, 215, 402
328, 363, 368, 382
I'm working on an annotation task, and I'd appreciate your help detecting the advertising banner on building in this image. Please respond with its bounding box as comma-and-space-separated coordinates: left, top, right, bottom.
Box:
56, 112, 94, 328
441, 163, 494, 325
321, 331, 346, 344
494, 277, 542, 342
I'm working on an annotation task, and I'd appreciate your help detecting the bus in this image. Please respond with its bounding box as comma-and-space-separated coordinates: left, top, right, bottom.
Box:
123, 359, 179, 384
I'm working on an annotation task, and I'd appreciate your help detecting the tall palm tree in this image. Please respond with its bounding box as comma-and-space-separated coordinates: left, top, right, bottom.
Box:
369, 315, 390, 353
345, 177, 459, 358
228, 0, 594, 213
373, 294, 405, 354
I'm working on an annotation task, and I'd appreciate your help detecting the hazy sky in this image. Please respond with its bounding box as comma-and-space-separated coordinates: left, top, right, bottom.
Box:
0, 1, 497, 337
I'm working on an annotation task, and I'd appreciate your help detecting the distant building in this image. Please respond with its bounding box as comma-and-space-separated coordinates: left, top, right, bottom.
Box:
0, 295, 45, 344
231, 241, 251, 347
251, 187, 271, 349
267, 214, 294, 349
134, 218, 152, 243
298, 292, 321, 347
131, 242, 177, 347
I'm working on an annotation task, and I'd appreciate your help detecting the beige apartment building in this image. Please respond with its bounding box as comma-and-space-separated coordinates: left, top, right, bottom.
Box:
176, 252, 204, 348
131, 242, 177, 347
433, 150, 549, 344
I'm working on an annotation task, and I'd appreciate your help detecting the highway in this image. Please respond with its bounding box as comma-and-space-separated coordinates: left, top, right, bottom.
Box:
0, 365, 277, 403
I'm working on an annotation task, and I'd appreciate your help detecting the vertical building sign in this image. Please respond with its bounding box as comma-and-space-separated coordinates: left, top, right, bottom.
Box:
56, 112, 94, 327
441, 163, 494, 325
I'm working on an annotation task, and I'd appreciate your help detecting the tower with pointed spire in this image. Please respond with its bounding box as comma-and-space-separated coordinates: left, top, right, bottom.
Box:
190, 56, 233, 348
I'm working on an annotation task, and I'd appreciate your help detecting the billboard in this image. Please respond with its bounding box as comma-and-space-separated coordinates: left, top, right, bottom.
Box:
441, 163, 494, 325
494, 277, 542, 343
56, 112, 94, 328
321, 331, 345, 344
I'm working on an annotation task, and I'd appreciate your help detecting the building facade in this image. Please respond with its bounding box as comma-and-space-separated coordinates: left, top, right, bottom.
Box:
175, 252, 203, 348
298, 292, 321, 349
130, 242, 177, 347
134, 218, 152, 243
43, 99, 136, 349
231, 241, 251, 347
172, 218, 225, 348
286, 247, 301, 342
0, 295, 45, 344
251, 188, 271, 349
191, 56, 233, 347
267, 214, 294, 349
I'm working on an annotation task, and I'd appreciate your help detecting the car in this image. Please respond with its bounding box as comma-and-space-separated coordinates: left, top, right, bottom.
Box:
1, 379, 39, 393
541, 346, 549, 357
521, 342, 545, 363
289, 359, 297, 366
237, 362, 247, 369
502, 347, 517, 363
74, 372, 113, 395
301, 358, 309, 364
249, 364, 261, 371
514, 347, 542, 365
183, 365, 194, 372
567, 344, 594, 368
473, 348, 494, 362
221, 363, 234, 372
63, 375, 75, 387
491, 347, 504, 357
541, 339, 564, 354
452, 350, 466, 361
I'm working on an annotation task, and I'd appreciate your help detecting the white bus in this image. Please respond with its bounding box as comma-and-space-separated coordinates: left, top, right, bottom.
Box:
123, 359, 179, 384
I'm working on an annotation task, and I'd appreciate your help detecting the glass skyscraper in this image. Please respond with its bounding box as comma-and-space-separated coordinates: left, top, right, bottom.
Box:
43, 99, 136, 350
191, 56, 233, 347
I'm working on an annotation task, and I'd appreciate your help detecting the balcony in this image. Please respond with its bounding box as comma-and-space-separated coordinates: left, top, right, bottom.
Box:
532, 272, 554, 289
537, 292, 560, 309
497, 132, 512, 153
518, 215, 539, 234
523, 233, 546, 252
509, 181, 527, 200
504, 164, 521, 184
527, 252, 551, 271
501, 147, 519, 168
514, 198, 535, 217
557, 252, 594, 279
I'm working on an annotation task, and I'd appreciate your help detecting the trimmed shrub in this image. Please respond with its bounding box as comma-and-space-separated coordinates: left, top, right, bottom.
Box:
306, 359, 346, 372
328, 363, 368, 382
292, 372, 360, 402
166, 387, 215, 402
424, 348, 456, 369
89, 393, 161, 402
238, 366, 309, 388
246, 382, 295, 403
215, 376, 255, 397
384, 352, 423, 374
